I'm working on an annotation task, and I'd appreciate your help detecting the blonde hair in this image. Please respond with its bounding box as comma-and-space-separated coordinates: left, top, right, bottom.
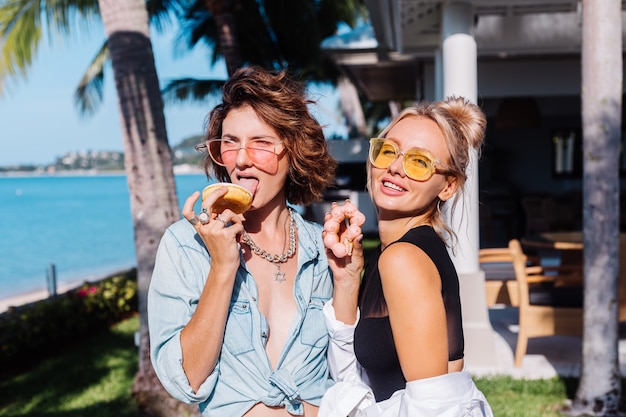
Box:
372, 96, 486, 245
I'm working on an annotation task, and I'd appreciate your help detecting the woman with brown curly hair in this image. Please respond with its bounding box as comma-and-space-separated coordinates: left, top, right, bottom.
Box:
148, 66, 337, 417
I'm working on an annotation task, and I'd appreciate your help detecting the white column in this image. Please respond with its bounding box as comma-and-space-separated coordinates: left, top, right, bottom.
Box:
442, 2, 479, 270
434, 47, 443, 100
441, 2, 497, 369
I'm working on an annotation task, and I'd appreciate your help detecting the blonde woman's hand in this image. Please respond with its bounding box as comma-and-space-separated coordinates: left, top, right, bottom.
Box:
322, 200, 366, 285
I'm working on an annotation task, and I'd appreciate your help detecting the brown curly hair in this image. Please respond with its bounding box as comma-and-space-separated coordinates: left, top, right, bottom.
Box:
201, 66, 337, 206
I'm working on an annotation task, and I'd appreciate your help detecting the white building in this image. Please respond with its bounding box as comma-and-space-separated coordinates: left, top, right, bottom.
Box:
321, 0, 626, 368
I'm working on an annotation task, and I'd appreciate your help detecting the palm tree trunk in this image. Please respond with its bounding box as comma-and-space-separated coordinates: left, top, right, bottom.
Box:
206, 0, 243, 75
568, 0, 622, 415
337, 76, 367, 138
98, 1, 199, 415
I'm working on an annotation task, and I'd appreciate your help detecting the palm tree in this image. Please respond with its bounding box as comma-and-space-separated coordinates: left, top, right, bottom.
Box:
97, 2, 197, 415
566, 0, 622, 415
0, 1, 196, 415
74, 0, 368, 110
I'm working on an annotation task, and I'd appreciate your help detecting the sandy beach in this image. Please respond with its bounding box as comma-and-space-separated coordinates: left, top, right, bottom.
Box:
0, 280, 93, 314
0, 266, 137, 314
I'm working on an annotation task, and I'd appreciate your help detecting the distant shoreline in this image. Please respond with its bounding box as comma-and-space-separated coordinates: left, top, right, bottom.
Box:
0, 165, 204, 178
0, 280, 86, 314
0, 170, 127, 178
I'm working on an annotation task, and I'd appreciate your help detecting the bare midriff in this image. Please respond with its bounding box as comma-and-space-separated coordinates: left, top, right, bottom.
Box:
244, 402, 319, 416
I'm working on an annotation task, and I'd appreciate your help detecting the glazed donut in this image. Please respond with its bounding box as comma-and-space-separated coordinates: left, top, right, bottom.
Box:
202, 182, 253, 214
323, 200, 366, 258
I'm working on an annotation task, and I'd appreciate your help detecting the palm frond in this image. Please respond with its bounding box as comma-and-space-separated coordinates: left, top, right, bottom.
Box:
0, 0, 101, 95
0, 47, 6, 95
175, 2, 217, 56
147, 0, 193, 33
74, 41, 109, 116
43, 0, 100, 35
161, 78, 225, 105
0, 0, 43, 79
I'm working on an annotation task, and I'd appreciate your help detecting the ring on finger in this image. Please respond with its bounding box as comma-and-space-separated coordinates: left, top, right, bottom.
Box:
198, 208, 210, 225
216, 214, 228, 226
187, 216, 200, 226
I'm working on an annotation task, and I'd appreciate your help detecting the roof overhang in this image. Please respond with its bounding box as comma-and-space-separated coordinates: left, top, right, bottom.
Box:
363, 0, 585, 54
322, 1, 626, 101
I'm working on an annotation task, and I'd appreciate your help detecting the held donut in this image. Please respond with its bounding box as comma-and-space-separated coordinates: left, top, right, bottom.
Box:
323, 200, 366, 258
202, 182, 253, 214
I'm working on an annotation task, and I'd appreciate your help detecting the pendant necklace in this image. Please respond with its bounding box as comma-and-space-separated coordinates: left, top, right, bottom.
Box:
241, 208, 296, 283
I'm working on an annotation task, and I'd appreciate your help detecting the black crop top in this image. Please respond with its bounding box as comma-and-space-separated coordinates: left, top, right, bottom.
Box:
354, 226, 465, 401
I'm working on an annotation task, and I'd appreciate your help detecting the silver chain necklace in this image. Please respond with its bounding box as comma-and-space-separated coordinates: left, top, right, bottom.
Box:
241, 208, 296, 283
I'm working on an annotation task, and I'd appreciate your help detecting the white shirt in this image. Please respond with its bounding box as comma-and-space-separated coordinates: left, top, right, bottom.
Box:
320, 300, 494, 417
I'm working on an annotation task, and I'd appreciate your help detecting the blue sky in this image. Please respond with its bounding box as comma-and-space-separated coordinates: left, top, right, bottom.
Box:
0, 20, 344, 167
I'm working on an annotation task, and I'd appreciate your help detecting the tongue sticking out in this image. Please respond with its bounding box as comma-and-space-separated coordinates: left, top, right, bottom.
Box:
238, 178, 259, 196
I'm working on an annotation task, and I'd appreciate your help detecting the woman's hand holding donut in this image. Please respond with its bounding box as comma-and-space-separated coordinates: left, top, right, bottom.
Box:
182, 190, 243, 279
323, 200, 366, 323
323, 200, 366, 258
323, 200, 366, 278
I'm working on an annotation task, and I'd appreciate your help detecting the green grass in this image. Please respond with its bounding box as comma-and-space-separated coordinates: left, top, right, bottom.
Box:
0, 316, 140, 417
0, 313, 585, 417
475, 376, 578, 417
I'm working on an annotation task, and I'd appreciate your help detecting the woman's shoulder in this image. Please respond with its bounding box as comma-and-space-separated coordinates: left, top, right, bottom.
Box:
397, 226, 448, 253
380, 227, 442, 275
380, 239, 430, 266
160, 218, 203, 247
166, 217, 196, 234
381, 226, 440, 255
378, 242, 440, 295
400, 225, 439, 241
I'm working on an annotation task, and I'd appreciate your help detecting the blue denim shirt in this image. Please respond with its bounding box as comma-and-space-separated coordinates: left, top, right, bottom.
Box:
148, 210, 334, 417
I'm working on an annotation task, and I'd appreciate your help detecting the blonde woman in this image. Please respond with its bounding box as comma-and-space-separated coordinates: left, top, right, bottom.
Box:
320, 97, 493, 417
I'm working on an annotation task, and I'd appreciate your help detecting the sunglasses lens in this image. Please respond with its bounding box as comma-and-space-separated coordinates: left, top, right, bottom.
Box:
369, 139, 437, 181
404, 149, 434, 180
246, 140, 278, 165
370, 139, 397, 168
208, 141, 225, 165
208, 139, 279, 166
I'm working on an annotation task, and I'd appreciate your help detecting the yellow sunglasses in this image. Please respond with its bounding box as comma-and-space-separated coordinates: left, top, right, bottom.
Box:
368, 138, 451, 181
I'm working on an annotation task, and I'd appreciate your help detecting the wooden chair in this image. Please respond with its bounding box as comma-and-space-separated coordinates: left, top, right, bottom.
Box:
522, 232, 626, 321
508, 239, 583, 367
479, 247, 518, 307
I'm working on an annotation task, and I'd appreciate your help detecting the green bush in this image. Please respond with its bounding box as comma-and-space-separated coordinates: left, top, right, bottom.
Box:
0, 269, 138, 375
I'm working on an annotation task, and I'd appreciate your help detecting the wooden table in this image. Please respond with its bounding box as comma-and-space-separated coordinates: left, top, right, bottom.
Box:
521, 231, 583, 267
522, 231, 583, 250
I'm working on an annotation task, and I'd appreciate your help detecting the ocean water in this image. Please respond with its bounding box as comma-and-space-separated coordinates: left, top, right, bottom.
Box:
0, 173, 210, 299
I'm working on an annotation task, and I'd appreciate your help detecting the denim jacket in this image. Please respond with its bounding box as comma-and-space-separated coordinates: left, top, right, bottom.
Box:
148, 210, 334, 417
